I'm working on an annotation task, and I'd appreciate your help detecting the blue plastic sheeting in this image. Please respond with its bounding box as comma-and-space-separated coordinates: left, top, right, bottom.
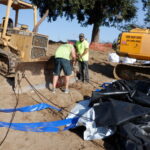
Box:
63, 123, 77, 131
95, 89, 102, 92
0, 103, 61, 112
100, 82, 111, 88
0, 117, 79, 132
95, 82, 112, 92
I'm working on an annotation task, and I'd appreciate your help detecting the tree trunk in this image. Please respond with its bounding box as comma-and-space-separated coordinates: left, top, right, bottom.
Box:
91, 23, 100, 43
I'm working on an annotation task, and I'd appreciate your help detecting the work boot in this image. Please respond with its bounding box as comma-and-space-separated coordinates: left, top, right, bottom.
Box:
51, 88, 56, 93
64, 89, 69, 94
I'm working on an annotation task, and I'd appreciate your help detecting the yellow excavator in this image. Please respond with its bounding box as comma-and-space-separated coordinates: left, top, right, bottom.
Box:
0, 0, 54, 92
113, 27, 150, 80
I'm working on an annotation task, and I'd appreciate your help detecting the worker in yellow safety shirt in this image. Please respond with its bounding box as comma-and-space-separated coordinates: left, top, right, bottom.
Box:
52, 43, 76, 94
75, 33, 89, 83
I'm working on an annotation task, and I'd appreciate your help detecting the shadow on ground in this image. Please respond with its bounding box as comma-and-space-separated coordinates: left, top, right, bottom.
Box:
70, 126, 105, 149
7, 77, 15, 89
70, 126, 118, 150
103, 135, 118, 150
89, 63, 114, 78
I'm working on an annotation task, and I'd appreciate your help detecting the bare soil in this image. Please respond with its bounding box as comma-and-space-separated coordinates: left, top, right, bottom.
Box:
0, 43, 115, 150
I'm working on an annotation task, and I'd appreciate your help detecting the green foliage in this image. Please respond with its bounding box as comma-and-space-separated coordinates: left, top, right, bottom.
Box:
118, 23, 144, 31
30, 0, 65, 21
29, 0, 137, 27
142, 0, 150, 26
29, 0, 138, 42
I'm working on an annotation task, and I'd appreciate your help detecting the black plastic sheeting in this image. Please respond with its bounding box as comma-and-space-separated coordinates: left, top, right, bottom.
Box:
91, 80, 150, 150
94, 99, 150, 126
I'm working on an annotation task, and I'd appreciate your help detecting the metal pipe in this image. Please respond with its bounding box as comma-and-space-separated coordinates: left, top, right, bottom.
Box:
33, 6, 37, 27
2, 0, 13, 38
15, 9, 19, 27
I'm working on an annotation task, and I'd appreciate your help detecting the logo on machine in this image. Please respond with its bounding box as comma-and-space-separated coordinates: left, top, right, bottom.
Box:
126, 35, 142, 43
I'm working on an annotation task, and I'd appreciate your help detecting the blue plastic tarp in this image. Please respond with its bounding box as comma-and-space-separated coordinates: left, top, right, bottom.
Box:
0, 103, 61, 112
0, 117, 79, 132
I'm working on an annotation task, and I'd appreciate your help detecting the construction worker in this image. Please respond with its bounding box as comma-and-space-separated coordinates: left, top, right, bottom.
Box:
75, 33, 89, 83
52, 43, 76, 93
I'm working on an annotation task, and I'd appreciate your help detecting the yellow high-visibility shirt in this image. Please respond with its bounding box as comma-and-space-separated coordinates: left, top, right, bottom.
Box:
76, 40, 89, 61
55, 44, 73, 60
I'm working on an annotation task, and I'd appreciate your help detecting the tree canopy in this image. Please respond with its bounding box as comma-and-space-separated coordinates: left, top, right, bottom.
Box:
142, 0, 150, 26
29, 0, 137, 43
75, 0, 137, 42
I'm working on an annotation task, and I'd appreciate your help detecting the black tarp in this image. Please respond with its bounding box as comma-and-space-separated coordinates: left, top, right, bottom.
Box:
91, 80, 150, 150
94, 99, 150, 126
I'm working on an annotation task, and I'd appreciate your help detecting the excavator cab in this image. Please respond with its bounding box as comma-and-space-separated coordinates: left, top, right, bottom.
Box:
0, 0, 52, 92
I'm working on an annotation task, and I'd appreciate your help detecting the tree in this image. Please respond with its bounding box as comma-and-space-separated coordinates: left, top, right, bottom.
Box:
75, 0, 137, 42
142, 0, 150, 27
29, 0, 137, 43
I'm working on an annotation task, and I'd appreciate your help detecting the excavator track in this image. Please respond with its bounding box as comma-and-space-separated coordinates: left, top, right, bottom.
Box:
0, 49, 17, 78
0, 56, 9, 76
113, 64, 150, 80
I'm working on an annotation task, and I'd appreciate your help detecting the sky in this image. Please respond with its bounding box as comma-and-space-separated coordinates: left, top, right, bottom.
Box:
0, 1, 145, 43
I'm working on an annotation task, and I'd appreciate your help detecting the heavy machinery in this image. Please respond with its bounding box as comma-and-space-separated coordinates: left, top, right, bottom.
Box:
113, 27, 150, 80
0, 0, 53, 92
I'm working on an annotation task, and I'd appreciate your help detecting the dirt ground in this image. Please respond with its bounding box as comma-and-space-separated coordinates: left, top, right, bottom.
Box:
0, 43, 115, 150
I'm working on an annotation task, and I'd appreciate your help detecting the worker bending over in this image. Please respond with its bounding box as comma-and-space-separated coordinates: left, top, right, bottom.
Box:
52, 43, 76, 93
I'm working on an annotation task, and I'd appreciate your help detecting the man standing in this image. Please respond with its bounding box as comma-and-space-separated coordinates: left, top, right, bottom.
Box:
75, 33, 89, 83
52, 43, 76, 93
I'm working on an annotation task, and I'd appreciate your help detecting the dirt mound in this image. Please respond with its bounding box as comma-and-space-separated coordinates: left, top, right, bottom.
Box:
0, 43, 115, 150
